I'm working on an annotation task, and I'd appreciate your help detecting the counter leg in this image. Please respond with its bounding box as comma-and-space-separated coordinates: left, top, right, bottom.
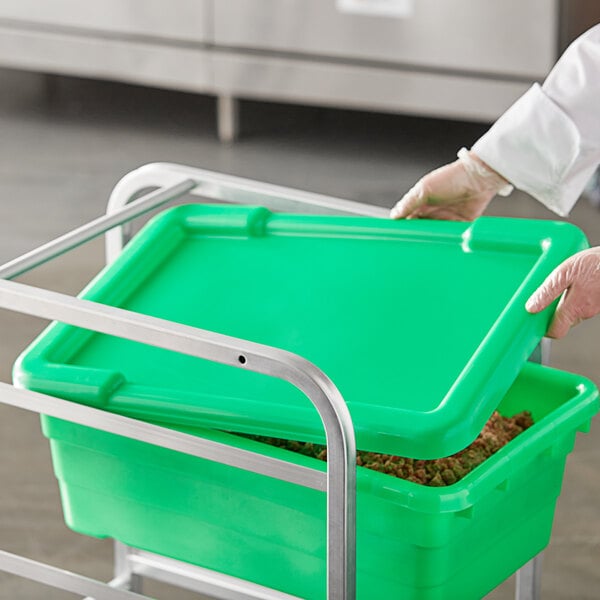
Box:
217, 95, 240, 142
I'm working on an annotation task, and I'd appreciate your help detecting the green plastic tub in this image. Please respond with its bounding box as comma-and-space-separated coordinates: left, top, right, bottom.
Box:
41, 363, 597, 599
12, 205, 599, 598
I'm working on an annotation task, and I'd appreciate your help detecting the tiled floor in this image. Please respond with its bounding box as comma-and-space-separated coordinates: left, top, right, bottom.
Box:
0, 68, 599, 599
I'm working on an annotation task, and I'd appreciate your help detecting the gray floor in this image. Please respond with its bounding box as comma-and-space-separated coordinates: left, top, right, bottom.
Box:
0, 68, 599, 599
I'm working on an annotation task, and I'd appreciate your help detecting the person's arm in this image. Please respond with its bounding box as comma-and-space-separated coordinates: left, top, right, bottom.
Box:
473, 24, 600, 216
390, 25, 600, 339
391, 24, 600, 220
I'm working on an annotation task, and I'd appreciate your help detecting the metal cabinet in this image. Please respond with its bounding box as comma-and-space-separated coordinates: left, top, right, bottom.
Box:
0, 1, 599, 139
214, 0, 557, 78
0, 0, 212, 43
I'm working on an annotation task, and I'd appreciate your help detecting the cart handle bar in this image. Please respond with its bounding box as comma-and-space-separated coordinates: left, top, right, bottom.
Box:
0, 179, 197, 280
105, 163, 389, 262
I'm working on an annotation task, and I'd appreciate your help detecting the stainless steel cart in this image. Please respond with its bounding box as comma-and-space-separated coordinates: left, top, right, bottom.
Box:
0, 163, 543, 599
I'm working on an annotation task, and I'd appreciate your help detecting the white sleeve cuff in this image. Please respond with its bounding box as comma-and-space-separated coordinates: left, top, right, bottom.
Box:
472, 84, 581, 217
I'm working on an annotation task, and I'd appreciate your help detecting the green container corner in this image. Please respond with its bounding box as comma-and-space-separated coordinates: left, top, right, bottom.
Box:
40, 362, 597, 599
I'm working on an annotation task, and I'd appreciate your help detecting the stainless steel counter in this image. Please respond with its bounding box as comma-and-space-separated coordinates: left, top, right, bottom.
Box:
0, 1, 598, 139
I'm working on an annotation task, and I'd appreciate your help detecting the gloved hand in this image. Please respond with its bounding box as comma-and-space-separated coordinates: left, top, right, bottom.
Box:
526, 247, 600, 338
390, 149, 513, 221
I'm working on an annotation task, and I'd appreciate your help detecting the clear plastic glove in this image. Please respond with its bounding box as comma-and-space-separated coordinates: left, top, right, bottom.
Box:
526, 247, 600, 339
390, 149, 513, 221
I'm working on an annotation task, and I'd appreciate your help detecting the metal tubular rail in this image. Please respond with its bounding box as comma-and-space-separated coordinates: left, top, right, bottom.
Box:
104, 162, 389, 262
0, 177, 356, 600
0, 550, 147, 600
0, 378, 325, 492
0, 179, 197, 280
126, 549, 303, 600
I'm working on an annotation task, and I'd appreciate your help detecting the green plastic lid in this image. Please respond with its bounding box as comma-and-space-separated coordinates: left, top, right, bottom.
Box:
13, 205, 588, 458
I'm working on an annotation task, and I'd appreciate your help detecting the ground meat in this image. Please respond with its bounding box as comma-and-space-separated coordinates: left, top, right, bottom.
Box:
244, 410, 533, 487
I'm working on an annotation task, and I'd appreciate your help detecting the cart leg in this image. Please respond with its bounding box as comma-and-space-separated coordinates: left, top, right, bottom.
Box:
514, 339, 548, 600
528, 338, 551, 366
114, 541, 143, 593
217, 95, 240, 142
515, 553, 543, 600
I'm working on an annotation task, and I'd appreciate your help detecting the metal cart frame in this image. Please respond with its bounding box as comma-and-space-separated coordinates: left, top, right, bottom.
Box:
0, 162, 543, 600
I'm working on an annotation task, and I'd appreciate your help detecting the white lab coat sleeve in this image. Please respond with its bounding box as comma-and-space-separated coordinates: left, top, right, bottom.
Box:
472, 24, 600, 217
